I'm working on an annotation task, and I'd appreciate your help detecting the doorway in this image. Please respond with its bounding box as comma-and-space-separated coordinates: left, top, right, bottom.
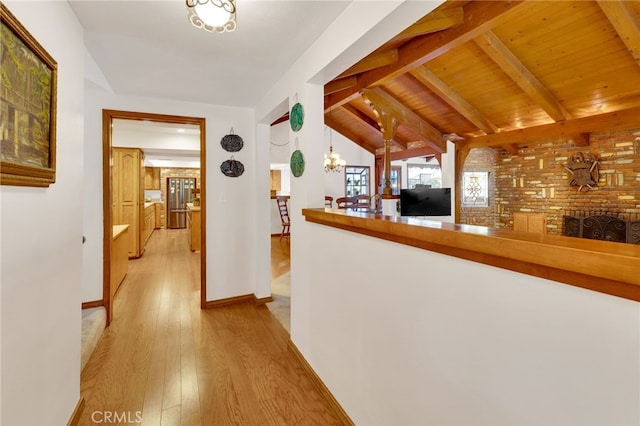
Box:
102, 109, 207, 325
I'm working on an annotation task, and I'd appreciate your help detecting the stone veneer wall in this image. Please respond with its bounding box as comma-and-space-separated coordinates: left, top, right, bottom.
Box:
159, 168, 201, 229
461, 129, 640, 235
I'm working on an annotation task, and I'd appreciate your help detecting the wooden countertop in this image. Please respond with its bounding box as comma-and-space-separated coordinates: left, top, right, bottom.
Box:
302, 208, 640, 302
113, 224, 130, 239
186, 203, 200, 212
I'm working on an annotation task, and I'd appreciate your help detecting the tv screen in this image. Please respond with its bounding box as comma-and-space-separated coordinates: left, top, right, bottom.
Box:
400, 188, 451, 216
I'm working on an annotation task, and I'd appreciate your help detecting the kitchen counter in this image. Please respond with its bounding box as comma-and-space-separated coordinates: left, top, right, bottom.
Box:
186, 203, 201, 251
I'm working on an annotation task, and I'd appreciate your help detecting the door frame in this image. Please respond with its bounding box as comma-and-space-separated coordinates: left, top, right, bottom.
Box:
102, 109, 207, 325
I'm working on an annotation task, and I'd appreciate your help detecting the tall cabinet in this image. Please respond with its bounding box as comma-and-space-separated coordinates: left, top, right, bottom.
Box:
113, 147, 145, 258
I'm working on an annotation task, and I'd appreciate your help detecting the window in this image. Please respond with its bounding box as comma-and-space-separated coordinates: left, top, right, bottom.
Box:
407, 160, 442, 189
381, 166, 402, 195
345, 166, 370, 196
462, 171, 489, 207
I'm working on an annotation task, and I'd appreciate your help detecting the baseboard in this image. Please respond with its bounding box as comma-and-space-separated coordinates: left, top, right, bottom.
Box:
67, 397, 85, 426
287, 340, 354, 426
253, 295, 273, 305
205, 293, 274, 308
205, 294, 254, 308
82, 300, 103, 309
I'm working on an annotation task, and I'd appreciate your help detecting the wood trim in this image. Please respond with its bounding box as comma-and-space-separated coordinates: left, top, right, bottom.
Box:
81, 300, 103, 310
205, 294, 255, 308
205, 294, 274, 307
302, 208, 640, 302
102, 109, 207, 324
253, 295, 274, 305
287, 340, 354, 426
463, 106, 640, 150
66, 397, 85, 426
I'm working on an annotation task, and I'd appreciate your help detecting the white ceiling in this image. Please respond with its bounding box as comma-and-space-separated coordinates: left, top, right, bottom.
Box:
70, 0, 353, 166
69, 0, 352, 107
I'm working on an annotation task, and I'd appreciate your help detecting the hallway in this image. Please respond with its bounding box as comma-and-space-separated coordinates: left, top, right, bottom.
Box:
79, 229, 342, 425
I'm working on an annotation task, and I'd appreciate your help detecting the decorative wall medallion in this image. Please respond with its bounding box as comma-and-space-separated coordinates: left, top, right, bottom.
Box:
290, 103, 304, 132
290, 150, 305, 177
220, 129, 244, 152
563, 152, 599, 192
220, 156, 245, 177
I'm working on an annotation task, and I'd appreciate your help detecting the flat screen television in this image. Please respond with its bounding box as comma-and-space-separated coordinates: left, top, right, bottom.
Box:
400, 187, 451, 216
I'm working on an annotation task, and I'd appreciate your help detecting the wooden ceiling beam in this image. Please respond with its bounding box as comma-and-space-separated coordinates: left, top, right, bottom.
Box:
375, 146, 439, 162
571, 133, 590, 147
597, 0, 640, 67
390, 7, 464, 43
340, 104, 407, 150
361, 87, 446, 153
337, 50, 398, 79
325, 115, 378, 155
324, 77, 357, 96
410, 65, 498, 134
463, 107, 640, 150
474, 31, 572, 122
324, 1, 527, 111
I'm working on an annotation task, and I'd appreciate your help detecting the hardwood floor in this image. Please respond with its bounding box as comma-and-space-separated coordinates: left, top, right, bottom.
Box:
79, 229, 341, 425
270, 235, 290, 279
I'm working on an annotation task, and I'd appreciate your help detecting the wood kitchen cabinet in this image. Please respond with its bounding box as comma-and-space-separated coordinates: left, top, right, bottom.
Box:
513, 212, 547, 234
142, 203, 155, 246
187, 203, 201, 252
144, 167, 160, 190
270, 169, 281, 195
113, 147, 145, 258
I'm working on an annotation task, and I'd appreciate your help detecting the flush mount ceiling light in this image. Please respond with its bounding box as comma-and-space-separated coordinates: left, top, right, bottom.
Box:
186, 0, 236, 33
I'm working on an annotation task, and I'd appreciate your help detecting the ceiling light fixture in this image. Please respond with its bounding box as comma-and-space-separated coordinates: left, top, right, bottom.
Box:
186, 0, 236, 33
324, 128, 346, 173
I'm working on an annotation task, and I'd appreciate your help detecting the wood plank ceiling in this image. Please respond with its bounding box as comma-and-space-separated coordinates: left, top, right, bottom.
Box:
323, 0, 640, 160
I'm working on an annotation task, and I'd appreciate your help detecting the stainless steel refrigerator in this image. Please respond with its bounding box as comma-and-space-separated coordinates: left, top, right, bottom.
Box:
167, 178, 196, 229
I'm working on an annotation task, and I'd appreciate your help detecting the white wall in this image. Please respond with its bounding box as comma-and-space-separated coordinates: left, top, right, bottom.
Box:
300, 221, 640, 425
0, 1, 85, 424
82, 86, 257, 302
324, 128, 375, 203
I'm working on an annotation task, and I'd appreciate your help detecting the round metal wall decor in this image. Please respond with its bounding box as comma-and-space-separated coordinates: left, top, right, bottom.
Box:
290, 150, 305, 177
220, 129, 244, 152
290, 103, 304, 132
220, 157, 245, 177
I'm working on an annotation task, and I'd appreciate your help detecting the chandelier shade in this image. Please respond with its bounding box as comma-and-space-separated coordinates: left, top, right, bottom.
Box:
186, 0, 236, 33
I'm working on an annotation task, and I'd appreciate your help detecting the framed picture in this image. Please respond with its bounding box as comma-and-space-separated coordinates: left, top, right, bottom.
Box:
1, 3, 57, 187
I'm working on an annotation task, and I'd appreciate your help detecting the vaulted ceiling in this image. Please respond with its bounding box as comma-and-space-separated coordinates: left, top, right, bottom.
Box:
323, 0, 640, 159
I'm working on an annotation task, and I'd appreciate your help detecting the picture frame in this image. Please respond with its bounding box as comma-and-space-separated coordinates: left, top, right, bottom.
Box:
1, 3, 58, 187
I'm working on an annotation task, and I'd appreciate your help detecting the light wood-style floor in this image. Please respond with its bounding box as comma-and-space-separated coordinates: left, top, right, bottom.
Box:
79, 229, 342, 425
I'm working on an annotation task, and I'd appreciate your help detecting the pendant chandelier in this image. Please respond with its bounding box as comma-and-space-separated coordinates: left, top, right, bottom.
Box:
324, 128, 346, 173
186, 0, 236, 33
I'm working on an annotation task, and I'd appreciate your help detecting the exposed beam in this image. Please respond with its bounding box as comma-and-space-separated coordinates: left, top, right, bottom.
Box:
390, 7, 464, 43
501, 144, 519, 155
462, 107, 640, 150
570, 133, 590, 147
362, 88, 446, 153
597, 0, 640, 67
341, 104, 407, 150
410, 65, 498, 134
325, 115, 377, 154
337, 50, 398, 79
474, 31, 572, 122
324, 77, 357, 96
375, 146, 439, 162
325, 1, 527, 111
